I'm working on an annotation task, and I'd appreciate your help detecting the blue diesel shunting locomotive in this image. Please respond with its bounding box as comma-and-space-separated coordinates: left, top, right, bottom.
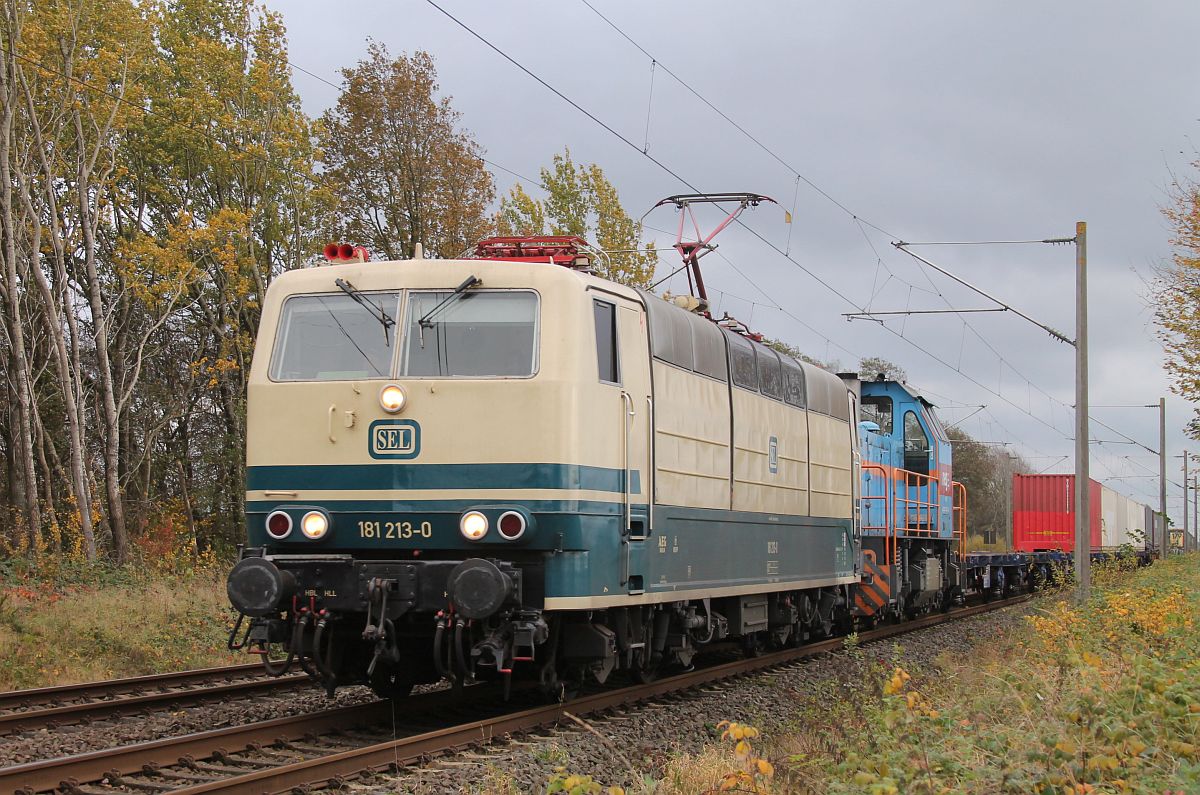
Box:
845, 375, 963, 619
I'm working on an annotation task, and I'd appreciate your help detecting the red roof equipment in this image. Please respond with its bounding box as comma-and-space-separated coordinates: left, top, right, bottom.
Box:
473, 236, 593, 268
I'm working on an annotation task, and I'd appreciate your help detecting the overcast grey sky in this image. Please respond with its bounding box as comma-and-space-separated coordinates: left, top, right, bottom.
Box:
265, 0, 1200, 523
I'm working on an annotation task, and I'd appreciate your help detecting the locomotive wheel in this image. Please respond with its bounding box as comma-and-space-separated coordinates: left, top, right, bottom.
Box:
368, 667, 414, 700
632, 662, 661, 684
741, 632, 766, 658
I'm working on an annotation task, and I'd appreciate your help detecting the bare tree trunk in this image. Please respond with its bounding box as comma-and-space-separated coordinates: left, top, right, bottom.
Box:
67, 39, 129, 564
0, 7, 41, 550
11, 28, 98, 559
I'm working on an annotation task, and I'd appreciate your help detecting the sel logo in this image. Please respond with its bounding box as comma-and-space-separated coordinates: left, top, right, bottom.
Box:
368, 419, 421, 460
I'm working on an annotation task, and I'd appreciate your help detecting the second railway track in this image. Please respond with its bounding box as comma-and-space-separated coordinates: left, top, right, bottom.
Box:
0, 663, 309, 737
1, 595, 1031, 795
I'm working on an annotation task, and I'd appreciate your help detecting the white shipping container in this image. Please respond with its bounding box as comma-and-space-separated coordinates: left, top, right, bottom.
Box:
1100, 486, 1148, 548
1125, 499, 1148, 549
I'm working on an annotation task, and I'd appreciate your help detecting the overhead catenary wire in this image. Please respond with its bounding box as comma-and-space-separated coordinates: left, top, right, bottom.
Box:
563, 2, 1175, 471
420, 2, 1163, 484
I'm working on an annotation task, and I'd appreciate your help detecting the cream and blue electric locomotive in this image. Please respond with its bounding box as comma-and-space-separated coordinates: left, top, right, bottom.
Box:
226, 235, 862, 698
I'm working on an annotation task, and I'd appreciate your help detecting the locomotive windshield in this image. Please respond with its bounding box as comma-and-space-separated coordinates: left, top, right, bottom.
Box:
271, 292, 400, 381
403, 290, 538, 378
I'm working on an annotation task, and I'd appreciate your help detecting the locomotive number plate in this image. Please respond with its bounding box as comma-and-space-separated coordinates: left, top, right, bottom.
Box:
358, 520, 433, 540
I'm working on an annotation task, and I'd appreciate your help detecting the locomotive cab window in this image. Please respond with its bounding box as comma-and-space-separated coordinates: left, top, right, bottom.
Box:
270, 292, 401, 381
593, 299, 619, 383
404, 290, 538, 377
861, 396, 893, 434
903, 409, 930, 475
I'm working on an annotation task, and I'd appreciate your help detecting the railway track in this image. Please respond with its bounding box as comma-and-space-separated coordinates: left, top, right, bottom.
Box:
0, 663, 309, 737
1, 595, 1030, 795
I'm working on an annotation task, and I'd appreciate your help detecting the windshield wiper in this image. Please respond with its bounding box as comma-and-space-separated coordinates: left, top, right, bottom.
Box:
335, 278, 395, 345
418, 275, 481, 328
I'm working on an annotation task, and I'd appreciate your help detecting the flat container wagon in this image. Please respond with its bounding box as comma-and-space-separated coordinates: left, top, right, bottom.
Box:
1012, 473, 1101, 553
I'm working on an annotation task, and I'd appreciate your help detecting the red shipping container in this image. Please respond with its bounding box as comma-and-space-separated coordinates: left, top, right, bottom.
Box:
1012, 474, 1102, 552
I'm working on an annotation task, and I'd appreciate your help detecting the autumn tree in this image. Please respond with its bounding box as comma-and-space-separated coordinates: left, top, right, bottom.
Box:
859, 356, 907, 383
320, 45, 494, 260
945, 426, 1029, 547
497, 149, 657, 288
0, 0, 321, 563
1157, 158, 1200, 439
117, 0, 325, 550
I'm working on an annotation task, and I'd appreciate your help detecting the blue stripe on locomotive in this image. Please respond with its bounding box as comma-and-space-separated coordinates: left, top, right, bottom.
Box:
247, 463, 855, 602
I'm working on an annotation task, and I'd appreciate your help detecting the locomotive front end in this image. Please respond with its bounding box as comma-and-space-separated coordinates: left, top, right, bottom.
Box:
227, 247, 603, 697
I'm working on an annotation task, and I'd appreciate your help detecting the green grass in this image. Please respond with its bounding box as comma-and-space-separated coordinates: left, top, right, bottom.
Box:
766, 556, 1200, 794
558, 556, 1200, 795
0, 567, 242, 690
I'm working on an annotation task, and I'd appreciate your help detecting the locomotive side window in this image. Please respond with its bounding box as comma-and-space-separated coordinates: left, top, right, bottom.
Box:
781, 359, 806, 407
270, 292, 400, 381
403, 291, 538, 377
593, 299, 620, 383
645, 296, 694, 371
861, 396, 893, 434
690, 312, 729, 381
757, 345, 783, 400
724, 330, 758, 391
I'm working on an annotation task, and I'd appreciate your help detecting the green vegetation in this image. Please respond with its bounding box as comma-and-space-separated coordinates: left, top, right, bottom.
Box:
546, 556, 1200, 794
0, 557, 239, 690
497, 148, 658, 289
1158, 156, 1200, 440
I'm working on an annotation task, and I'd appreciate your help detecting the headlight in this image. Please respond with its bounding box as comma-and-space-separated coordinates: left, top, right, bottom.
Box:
300, 510, 330, 540
460, 511, 488, 541
379, 383, 407, 414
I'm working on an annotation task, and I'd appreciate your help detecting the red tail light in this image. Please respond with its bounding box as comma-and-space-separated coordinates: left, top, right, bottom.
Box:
497, 511, 526, 540
266, 510, 293, 540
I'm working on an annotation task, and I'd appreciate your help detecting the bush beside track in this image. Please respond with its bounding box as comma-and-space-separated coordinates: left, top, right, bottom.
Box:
631, 555, 1196, 795
0, 563, 241, 690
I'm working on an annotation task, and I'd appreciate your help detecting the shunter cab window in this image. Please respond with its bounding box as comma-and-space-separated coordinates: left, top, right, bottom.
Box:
594, 299, 619, 383
903, 409, 930, 475
861, 396, 893, 434
404, 291, 538, 377
271, 292, 400, 381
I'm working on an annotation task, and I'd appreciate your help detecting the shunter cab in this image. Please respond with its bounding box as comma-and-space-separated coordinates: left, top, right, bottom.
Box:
850, 375, 965, 618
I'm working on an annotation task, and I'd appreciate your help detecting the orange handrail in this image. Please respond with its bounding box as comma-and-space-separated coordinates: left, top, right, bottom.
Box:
953, 481, 968, 560
894, 468, 940, 537
860, 462, 894, 563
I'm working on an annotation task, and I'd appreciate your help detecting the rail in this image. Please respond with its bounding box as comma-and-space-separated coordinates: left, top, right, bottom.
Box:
0, 663, 307, 736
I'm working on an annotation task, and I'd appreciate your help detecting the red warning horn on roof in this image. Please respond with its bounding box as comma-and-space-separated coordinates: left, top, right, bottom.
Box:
322, 243, 370, 264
